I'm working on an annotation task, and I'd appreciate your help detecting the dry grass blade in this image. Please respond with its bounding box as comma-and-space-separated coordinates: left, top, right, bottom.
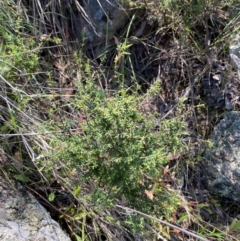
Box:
1, 1, 240, 241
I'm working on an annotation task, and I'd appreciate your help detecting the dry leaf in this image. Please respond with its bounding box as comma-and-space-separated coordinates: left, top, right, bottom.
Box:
168, 152, 180, 161
63, 82, 74, 101
144, 189, 154, 200
163, 165, 169, 175
144, 183, 156, 200
113, 35, 120, 46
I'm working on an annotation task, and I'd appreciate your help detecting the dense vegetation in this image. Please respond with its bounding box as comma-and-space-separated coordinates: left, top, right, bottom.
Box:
1, 0, 240, 240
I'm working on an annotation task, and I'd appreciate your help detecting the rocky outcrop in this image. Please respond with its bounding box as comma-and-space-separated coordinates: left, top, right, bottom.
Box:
0, 171, 71, 241
203, 111, 240, 201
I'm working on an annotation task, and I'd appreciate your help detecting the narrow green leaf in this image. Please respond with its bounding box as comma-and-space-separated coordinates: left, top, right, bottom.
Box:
75, 234, 82, 241
74, 186, 81, 197
13, 174, 31, 183
230, 219, 240, 232
48, 192, 55, 202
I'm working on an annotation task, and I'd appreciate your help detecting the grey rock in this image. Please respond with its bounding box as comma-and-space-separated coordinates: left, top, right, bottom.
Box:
229, 35, 240, 79
228, 3, 240, 78
203, 111, 240, 201
76, 0, 131, 44
0, 174, 71, 241
228, 2, 240, 78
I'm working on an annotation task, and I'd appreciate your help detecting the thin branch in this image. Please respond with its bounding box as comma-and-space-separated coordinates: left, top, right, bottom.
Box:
115, 205, 209, 241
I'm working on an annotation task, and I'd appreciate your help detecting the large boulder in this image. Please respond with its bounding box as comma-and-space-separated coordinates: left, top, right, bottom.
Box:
0, 169, 71, 241
203, 111, 240, 201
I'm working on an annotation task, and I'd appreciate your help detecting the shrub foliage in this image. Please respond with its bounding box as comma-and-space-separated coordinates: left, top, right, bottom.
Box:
50, 71, 184, 213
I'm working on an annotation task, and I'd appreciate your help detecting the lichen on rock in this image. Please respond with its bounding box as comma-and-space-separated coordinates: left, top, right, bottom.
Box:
203, 111, 240, 202
0, 172, 71, 241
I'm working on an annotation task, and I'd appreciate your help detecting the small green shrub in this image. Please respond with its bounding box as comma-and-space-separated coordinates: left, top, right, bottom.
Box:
49, 62, 185, 216
0, 9, 40, 79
